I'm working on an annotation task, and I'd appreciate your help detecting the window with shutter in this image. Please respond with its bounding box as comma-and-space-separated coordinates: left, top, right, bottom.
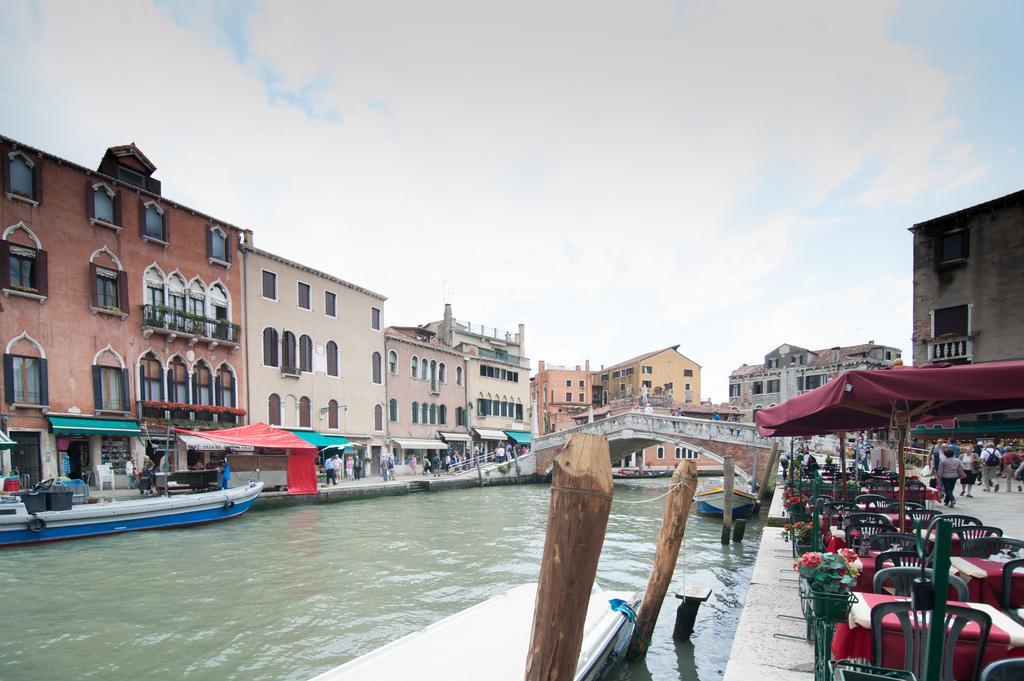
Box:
328, 400, 339, 429
299, 396, 311, 428
263, 328, 279, 367
371, 352, 382, 384
268, 394, 282, 425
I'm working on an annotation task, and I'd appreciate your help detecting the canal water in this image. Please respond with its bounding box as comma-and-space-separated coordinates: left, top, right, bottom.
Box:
0, 480, 760, 680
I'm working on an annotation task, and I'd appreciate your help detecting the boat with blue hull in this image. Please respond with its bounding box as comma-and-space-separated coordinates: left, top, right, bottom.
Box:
694, 486, 757, 518
0, 481, 263, 546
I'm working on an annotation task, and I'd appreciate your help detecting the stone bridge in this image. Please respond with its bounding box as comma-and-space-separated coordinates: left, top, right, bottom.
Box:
533, 412, 774, 482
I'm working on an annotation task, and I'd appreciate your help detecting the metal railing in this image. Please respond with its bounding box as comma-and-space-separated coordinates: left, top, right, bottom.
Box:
477, 347, 525, 366
141, 304, 241, 344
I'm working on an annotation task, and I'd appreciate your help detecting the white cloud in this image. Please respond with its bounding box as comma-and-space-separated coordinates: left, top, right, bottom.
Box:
0, 0, 981, 402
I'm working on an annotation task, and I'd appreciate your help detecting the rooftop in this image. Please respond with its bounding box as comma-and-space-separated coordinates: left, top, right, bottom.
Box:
597, 344, 701, 373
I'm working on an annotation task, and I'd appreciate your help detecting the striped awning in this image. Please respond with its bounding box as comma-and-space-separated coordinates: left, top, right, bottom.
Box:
473, 428, 507, 441
391, 438, 449, 450
439, 432, 472, 442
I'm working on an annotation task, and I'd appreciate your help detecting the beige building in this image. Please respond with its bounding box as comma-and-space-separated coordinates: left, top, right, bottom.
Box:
384, 326, 469, 469
423, 304, 531, 452
593, 345, 701, 406
242, 244, 388, 473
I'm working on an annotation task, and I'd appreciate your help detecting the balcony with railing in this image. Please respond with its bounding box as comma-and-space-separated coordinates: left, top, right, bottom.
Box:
928, 336, 972, 363
141, 304, 241, 347
280, 364, 301, 377
477, 347, 528, 368
138, 400, 245, 429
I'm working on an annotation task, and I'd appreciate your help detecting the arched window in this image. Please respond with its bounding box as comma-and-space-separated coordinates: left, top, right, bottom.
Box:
675, 447, 683, 460
167, 357, 188, 403
412, 401, 419, 424
429, 403, 437, 425
299, 396, 311, 428
456, 366, 463, 386
326, 341, 339, 377
656, 446, 665, 460
216, 364, 235, 407
268, 393, 282, 425
93, 348, 127, 412
420, 359, 428, 380
388, 350, 398, 374
90, 183, 117, 225
439, 405, 447, 425
371, 352, 382, 384
262, 328, 279, 367
167, 273, 187, 314
411, 356, 419, 377
140, 352, 163, 401
144, 265, 165, 308
455, 407, 464, 427
208, 226, 229, 262
389, 398, 398, 422
188, 279, 206, 317
430, 360, 437, 382
208, 284, 230, 337
142, 202, 167, 241
282, 331, 297, 370
374, 404, 383, 431
327, 399, 339, 429
193, 361, 213, 405
299, 335, 313, 372
439, 363, 447, 383
421, 402, 429, 424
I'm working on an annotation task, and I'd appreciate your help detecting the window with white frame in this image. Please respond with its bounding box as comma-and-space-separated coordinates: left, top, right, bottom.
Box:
142, 203, 166, 241
91, 184, 116, 225
325, 291, 336, 317
261, 270, 277, 300
209, 227, 228, 262
297, 282, 311, 310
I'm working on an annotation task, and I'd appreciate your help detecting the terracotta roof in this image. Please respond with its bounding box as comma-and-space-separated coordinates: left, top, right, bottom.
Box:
598, 345, 701, 373
730, 363, 764, 378
385, 326, 462, 356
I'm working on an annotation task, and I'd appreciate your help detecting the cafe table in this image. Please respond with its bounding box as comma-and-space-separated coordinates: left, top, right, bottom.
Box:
831, 592, 1024, 679
950, 556, 1024, 609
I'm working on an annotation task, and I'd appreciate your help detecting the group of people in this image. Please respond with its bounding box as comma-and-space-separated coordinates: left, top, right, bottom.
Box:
931, 439, 1024, 506
322, 453, 363, 484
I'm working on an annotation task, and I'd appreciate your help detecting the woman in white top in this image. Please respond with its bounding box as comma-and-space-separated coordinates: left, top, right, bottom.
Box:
959, 448, 979, 498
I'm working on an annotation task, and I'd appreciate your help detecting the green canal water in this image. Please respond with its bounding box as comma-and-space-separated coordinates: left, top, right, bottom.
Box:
0, 480, 760, 680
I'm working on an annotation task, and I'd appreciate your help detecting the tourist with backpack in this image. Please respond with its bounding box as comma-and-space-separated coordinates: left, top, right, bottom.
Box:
981, 441, 1003, 492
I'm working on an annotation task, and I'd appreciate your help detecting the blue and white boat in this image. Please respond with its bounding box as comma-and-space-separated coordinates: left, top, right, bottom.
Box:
694, 486, 757, 518
0, 481, 263, 546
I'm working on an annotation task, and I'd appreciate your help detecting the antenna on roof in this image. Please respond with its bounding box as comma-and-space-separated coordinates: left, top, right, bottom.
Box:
442, 280, 454, 305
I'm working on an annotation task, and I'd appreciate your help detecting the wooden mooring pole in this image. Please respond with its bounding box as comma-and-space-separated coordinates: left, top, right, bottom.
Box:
627, 459, 699, 659
525, 433, 613, 681
753, 441, 781, 515
720, 455, 734, 545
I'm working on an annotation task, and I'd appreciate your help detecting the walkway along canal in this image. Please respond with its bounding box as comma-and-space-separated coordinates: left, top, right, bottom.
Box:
0, 479, 762, 681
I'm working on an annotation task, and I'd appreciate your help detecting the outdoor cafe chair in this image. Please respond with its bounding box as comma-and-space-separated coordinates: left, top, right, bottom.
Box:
824, 501, 858, 526
1001, 557, 1024, 624
935, 514, 983, 528
884, 501, 923, 513
981, 658, 1024, 681
906, 508, 941, 526
962, 537, 1024, 560
875, 549, 929, 573
856, 494, 891, 510
871, 600, 990, 681
844, 513, 894, 530
866, 533, 919, 552
847, 522, 895, 555
873, 567, 970, 600
953, 525, 1004, 543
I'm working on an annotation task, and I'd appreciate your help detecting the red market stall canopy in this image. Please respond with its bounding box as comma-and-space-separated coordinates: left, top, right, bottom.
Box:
754, 360, 1024, 438
174, 423, 318, 495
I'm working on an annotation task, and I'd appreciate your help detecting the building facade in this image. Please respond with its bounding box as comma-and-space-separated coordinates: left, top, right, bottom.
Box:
242, 246, 387, 473
592, 345, 701, 406
383, 326, 469, 469
910, 189, 1024, 366
1, 135, 245, 483
532, 360, 592, 435
728, 342, 901, 420
423, 304, 531, 452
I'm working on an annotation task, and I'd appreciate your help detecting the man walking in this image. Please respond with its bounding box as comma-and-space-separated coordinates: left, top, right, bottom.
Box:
353, 454, 363, 481
325, 454, 339, 486
981, 441, 1002, 492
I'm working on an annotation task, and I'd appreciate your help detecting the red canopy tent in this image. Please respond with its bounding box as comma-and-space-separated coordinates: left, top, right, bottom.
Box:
174, 423, 318, 495
755, 359, 1024, 520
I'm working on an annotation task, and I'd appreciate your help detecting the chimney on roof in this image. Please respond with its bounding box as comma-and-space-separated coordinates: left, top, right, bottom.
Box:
441, 303, 454, 347
518, 323, 526, 354
585, 360, 590, 372
575, 365, 580, 371
868, 339, 874, 344
538, 360, 545, 373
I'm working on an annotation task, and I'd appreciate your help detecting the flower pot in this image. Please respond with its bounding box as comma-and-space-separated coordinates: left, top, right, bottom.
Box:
810, 589, 853, 624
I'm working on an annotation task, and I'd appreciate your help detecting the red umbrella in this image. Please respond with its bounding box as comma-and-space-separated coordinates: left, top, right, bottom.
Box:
755, 360, 1024, 522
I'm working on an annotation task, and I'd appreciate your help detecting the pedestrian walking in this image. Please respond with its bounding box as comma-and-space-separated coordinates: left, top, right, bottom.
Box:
981, 441, 1003, 492
125, 458, 136, 490
938, 447, 965, 507
353, 455, 363, 481
430, 452, 441, 478
325, 454, 340, 485
385, 453, 395, 481
959, 447, 980, 497
408, 454, 418, 476
1002, 445, 1022, 493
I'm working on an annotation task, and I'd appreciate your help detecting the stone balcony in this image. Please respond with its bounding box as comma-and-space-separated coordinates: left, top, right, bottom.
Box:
141, 304, 241, 349
928, 336, 972, 363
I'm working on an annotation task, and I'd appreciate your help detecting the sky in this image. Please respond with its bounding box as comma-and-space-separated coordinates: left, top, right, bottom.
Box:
2, 1, 1022, 402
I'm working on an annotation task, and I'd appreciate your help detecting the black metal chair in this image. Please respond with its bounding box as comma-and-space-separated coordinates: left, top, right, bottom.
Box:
866, 532, 919, 552
952, 525, 1003, 542
874, 549, 928, 573
1002, 557, 1024, 624
961, 537, 1024, 559
981, 659, 1024, 681
847, 522, 894, 555
871, 600, 990, 681
873, 567, 969, 600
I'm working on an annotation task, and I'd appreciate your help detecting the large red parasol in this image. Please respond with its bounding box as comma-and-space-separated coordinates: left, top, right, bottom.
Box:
755, 360, 1024, 523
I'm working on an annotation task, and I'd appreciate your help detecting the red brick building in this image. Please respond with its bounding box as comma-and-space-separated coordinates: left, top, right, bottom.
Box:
1, 135, 246, 485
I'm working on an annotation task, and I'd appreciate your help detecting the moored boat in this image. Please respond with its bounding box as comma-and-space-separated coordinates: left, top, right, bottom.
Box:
308, 583, 639, 681
0, 480, 263, 546
611, 467, 672, 480
694, 486, 757, 518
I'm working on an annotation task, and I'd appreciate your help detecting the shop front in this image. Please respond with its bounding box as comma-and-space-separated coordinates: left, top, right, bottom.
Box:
504, 430, 531, 456
49, 417, 143, 488
391, 438, 448, 473
472, 428, 507, 455
438, 432, 471, 458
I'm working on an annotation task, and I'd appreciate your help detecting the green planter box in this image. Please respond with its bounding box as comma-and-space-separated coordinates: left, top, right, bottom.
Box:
809, 590, 854, 624
833, 662, 916, 680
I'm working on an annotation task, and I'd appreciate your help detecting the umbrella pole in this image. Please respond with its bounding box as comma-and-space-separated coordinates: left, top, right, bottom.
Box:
838, 431, 846, 501
894, 412, 909, 532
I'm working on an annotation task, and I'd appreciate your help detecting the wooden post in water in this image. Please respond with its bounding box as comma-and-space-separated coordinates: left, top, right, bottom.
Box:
627, 459, 699, 660
721, 455, 734, 545
753, 441, 781, 514
525, 433, 613, 681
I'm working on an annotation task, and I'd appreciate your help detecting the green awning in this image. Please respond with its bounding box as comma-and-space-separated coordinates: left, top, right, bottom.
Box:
287, 430, 352, 449
49, 416, 142, 436
505, 430, 532, 446
0, 431, 15, 450
913, 420, 1024, 436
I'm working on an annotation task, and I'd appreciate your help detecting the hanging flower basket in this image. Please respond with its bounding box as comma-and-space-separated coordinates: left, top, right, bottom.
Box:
809, 589, 855, 623
795, 551, 859, 623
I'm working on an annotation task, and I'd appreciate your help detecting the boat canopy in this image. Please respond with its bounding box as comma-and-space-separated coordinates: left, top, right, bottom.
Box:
391, 438, 448, 450
504, 430, 531, 446
286, 430, 352, 449
49, 416, 142, 437
473, 428, 507, 441
438, 432, 471, 442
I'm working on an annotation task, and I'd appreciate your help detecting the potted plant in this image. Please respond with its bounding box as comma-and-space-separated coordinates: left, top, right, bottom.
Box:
784, 491, 810, 520
794, 549, 860, 622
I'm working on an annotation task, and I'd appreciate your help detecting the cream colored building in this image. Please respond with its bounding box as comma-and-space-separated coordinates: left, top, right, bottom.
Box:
593, 345, 701, 406
423, 304, 531, 452
242, 244, 388, 473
